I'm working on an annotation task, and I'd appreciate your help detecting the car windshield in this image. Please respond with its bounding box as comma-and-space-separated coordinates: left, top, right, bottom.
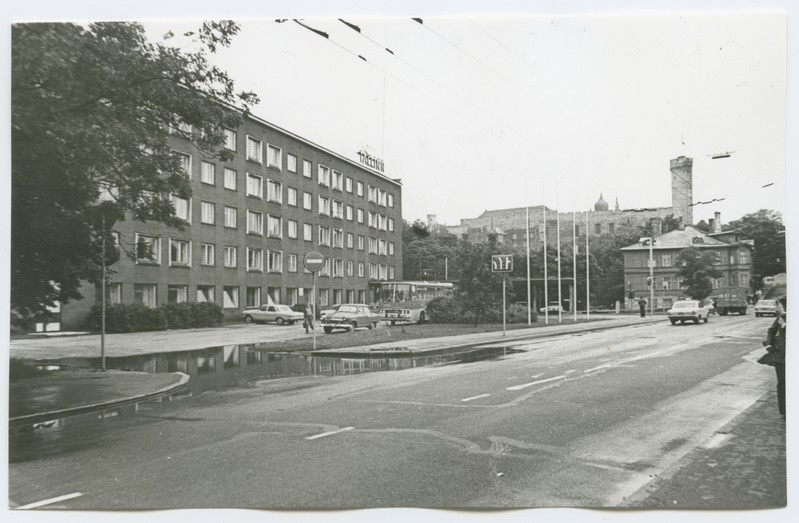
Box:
759, 300, 777, 306
674, 302, 698, 309
338, 305, 358, 313
276, 305, 292, 312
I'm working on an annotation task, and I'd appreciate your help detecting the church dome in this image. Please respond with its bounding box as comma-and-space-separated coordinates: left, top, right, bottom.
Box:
594, 193, 609, 211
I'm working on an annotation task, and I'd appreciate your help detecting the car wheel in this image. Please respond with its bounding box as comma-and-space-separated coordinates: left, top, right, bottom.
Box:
703, 316, 708, 323
693, 318, 700, 324
323, 326, 333, 334
276, 317, 285, 326
670, 319, 677, 325
390, 320, 396, 326
244, 315, 253, 324
756, 313, 760, 317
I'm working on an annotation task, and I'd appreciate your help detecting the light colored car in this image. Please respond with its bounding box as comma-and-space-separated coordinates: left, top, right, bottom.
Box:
321, 304, 382, 333
538, 302, 563, 314
242, 304, 304, 325
754, 299, 780, 317
667, 300, 710, 325
319, 304, 341, 319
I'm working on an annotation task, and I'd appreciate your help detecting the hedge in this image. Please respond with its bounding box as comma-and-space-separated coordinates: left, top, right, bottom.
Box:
426, 297, 537, 324
88, 302, 223, 333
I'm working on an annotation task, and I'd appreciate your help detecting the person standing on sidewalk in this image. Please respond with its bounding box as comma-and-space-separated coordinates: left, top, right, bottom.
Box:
763, 296, 786, 418
303, 303, 314, 334
638, 297, 647, 317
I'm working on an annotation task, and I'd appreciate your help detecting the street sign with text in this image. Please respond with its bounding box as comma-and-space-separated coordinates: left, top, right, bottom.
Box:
491, 254, 513, 272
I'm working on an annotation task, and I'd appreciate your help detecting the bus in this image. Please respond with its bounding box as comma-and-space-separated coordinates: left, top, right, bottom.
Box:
369, 281, 454, 324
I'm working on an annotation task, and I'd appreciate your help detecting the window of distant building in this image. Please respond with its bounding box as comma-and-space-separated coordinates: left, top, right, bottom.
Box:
223, 168, 237, 191
223, 129, 237, 151
169, 239, 191, 266
266, 144, 282, 169
246, 136, 263, 163
200, 161, 215, 185
246, 173, 263, 198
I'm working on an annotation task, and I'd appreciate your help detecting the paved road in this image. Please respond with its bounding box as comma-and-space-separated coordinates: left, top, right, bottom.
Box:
8, 314, 779, 509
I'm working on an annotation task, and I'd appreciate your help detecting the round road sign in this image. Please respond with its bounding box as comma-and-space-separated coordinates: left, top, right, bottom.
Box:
303, 251, 325, 272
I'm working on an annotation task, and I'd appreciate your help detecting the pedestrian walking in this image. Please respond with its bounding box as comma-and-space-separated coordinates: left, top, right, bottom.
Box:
763, 296, 786, 418
303, 303, 314, 334
638, 297, 647, 317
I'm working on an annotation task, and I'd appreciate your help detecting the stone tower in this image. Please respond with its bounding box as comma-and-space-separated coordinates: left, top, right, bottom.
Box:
670, 156, 693, 226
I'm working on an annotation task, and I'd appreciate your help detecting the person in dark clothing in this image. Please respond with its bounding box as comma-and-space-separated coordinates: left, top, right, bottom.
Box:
303, 304, 314, 334
638, 297, 647, 317
763, 296, 786, 418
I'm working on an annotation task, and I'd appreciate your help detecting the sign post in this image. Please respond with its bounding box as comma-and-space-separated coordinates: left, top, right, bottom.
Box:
303, 252, 326, 351
491, 255, 514, 336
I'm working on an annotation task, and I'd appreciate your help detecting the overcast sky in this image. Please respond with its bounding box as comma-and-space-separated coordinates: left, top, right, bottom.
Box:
138, 8, 787, 229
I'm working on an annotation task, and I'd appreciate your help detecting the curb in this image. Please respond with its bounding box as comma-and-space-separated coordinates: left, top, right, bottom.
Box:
9, 372, 190, 428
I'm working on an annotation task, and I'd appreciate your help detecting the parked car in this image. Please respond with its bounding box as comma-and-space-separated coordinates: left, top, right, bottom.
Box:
321, 304, 382, 333
242, 304, 304, 325
539, 302, 563, 314
754, 299, 780, 317
667, 300, 710, 325
320, 304, 341, 319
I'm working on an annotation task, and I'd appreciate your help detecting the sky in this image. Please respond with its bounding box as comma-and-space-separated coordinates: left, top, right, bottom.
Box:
132, 7, 789, 228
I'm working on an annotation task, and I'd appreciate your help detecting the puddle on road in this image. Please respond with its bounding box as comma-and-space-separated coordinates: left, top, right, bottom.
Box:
9, 345, 521, 462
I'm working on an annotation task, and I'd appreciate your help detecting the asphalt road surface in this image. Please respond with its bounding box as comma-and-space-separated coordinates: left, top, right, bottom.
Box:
9, 314, 775, 509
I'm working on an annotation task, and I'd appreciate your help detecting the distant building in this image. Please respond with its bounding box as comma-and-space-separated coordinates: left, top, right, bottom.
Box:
445, 156, 694, 250
620, 213, 754, 310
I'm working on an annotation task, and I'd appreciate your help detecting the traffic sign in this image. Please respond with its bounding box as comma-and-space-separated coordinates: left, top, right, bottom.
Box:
491, 254, 513, 272
304, 251, 325, 272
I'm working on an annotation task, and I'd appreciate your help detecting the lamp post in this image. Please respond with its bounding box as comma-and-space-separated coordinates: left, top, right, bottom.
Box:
640, 236, 655, 316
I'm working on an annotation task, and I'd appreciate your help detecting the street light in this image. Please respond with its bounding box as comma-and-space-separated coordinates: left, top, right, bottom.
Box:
639, 237, 656, 316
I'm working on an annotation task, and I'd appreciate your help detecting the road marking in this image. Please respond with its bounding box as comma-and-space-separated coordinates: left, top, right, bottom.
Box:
704, 433, 730, 449
506, 375, 565, 391
16, 492, 83, 509
305, 426, 354, 440
461, 394, 491, 402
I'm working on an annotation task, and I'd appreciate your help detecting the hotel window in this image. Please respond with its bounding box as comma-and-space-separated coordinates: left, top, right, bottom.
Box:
223, 286, 239, 309
224, 206, 237, 228
134, 284, 157, 308
303, 223, 313, 242
332, 200, 343, 219
267, 214, 282, 238
320, 258, 331, 277
333, 259, 343, 277
223, 168, 237, 190
379, 264, 388, 280
358, 262, 365, 278
303, 192, 313, 210
287, 153, 297, 173
267, 179, 282, 203
167, 285, 188, 304
387, 193, 394, 207
332, 170, 343, 190
197, 285, 215, 303
356, 181, 364, 197
288, 253, 298, 273
176, 152, 191, 177
200, 161, 215, 185
318, 226, 331, 246
287, 187, 298, 206
332, 228, 344, 248
318, 165, 330, 187
347, 232, 354, 249
389, 266, 395, 279
369, 263, 378, 279
223, 128, 237, 151
246, 173, 263, 198
246, 287, 261, 308
268, 250, 283, 272
169, 239, 191, 266
200, 201, 215, 225
345, 177, 353, 193
368, 212, 377, 228
346, 205, 354, 221
358, 235, 365, 251
171, 195, 191, 222
224, 246, 237, 268
247, 247, 263, 271
267, 144, 282, 169
388, 241, 395, 255
318, 195, 330, 216
378, 214, 387, 231
661, 254, 672, 267
378, 189, 387, 207
287, 219, 298, 239
346, 261, 354, 276
357, 208, 364, 224
368, 237, 378, 254
246, 136, 263, 163
388, 218, 395, 232
200, 243, 215, 266
246, 210, 263, 235
367, 186, 378, 203
135, 234, 160, 264
303, 159, 312, 178
378, 239, 387, 255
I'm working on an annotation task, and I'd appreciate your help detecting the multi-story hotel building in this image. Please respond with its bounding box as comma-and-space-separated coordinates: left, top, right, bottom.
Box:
60, 114, 403, 329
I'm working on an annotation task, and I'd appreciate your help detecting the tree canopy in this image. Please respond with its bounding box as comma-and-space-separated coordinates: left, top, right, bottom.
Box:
12, 21, 257, 315
676, 247, 723, 300
725, 209, 786, 287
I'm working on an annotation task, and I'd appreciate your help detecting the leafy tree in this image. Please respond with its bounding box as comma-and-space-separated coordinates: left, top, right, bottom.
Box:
676, 247, 722, 300
454, 235, 512, 326
401, 220, 459, 281
725, 209, 786, 287
12, 21, 257, 316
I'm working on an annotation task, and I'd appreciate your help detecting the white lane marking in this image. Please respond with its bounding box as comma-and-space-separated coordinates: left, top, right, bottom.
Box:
506, 375, 565, 391
704, 433, 730, 449
461, 394, 491, 403
584, 364, 612, 374
16, 492, 83, 510
305, 426, 354, 440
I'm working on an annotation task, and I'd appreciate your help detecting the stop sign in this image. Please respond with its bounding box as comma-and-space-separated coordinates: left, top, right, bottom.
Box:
303, 251, 325, 272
